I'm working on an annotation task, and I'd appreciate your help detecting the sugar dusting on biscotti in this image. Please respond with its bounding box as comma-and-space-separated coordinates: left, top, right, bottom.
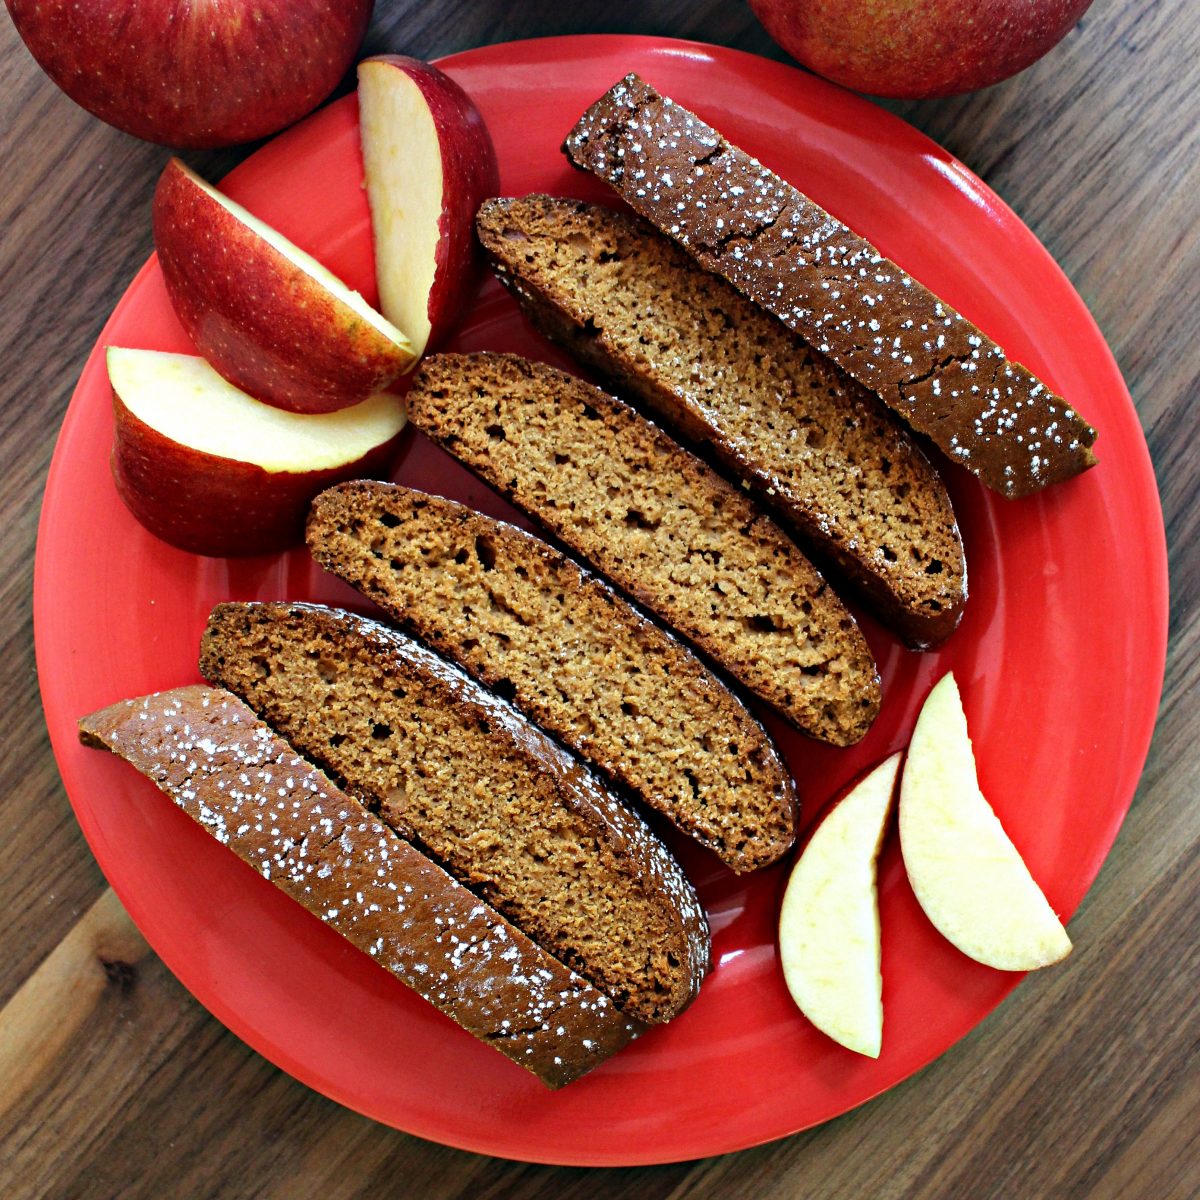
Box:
563, 73, 1097, 498
197, 600, 712, 1024
78, 685, 641, 1088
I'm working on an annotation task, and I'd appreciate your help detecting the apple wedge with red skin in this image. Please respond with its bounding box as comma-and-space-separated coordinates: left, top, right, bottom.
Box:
358, 55, 500, 357
108, 347, 406, 558
153, 157, 416, 414
778, 753, 900, 1058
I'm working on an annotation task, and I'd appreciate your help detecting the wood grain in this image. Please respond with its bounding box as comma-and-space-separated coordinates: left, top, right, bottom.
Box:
0, 889, 150, 1125
1, 1, 1197, 1197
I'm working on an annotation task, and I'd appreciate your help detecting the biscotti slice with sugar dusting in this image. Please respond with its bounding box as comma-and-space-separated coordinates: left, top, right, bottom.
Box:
79, 685, 642, 1088
564, 74, 1097, 499
308, 481, 797, 872
477, 194, 966, 647
406, 352, 881, 746
200, 602, 710, 1025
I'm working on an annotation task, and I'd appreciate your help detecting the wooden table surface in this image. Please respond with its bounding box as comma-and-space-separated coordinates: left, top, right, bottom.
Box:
2, 2, 1196, 1196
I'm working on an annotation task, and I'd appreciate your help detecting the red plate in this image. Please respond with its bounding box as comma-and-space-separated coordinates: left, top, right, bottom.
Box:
35, 36, 1166, 1165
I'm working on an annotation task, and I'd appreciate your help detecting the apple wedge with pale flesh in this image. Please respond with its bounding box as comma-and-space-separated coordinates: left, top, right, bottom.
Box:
108, 348, 406, 557
153, 158, 416, 414
900, 673, 1072, 971
358, 56, 500, 358
778, 753, 900, 1057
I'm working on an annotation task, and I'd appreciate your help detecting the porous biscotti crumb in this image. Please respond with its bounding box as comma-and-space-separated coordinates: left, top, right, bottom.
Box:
563, 74, 1097, 498
477, 194, 967, 647
199, 601, 710, 1025
407, 352, 881, 746
308, 480, 797, 871
78, 684, 643, 1087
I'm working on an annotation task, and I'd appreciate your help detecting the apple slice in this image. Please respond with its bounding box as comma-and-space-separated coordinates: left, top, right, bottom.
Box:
108, 347, 406, 557
358, 55, 500, 358
153, 158, 416, 414
900, 673, 1072, 971
778, 753, 900, 1057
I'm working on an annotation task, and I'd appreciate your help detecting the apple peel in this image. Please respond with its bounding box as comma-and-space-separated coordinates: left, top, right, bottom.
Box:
4, 0, 372, 148
153, 158, 416, 414
358, 56, 500, 358
107, 348, 406, 557
899, 673, 1072, 971
778, 752, 900, 1058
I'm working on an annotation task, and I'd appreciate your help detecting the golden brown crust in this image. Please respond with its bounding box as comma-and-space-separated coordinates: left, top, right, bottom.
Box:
307, 480, 798, 871
407, 352, 881, 745
78, 685, 643, 1088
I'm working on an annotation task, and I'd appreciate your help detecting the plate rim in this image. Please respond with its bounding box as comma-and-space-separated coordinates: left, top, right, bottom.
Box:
33, 32, 1169, 1167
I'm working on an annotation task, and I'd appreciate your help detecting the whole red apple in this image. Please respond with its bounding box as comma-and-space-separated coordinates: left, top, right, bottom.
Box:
5, 0, 373, 148
748, 0, 1094, 98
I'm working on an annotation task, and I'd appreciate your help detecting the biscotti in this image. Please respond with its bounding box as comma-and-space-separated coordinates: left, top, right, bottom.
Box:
199, 601, 710, 1024
78, 686, 641, 1088
563, 74, 1098, 498
308, 481, 798, 871
406, 352, 881, 746
476, 194, 966, 647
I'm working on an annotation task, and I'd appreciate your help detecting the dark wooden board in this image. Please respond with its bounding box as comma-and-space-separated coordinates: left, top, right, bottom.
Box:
2, 2, 1196, 1195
